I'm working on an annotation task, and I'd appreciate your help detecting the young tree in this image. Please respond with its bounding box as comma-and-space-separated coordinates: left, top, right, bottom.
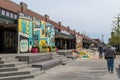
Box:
110, 14, 120, 52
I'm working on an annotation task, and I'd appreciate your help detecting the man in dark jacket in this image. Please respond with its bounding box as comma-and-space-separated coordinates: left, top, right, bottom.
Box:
98, 46, 103, 59
104, 45, 116, 73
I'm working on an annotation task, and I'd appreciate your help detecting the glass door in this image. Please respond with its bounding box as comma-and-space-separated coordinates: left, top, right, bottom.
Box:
4, 31, 17, 53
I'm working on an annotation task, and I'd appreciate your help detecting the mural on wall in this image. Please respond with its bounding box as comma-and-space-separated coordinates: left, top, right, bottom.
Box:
46, 23, 55, 47
18, 13, 33, 52
18, 13, 56, 53
76, 35, 83, 49
33, 18, 41, 47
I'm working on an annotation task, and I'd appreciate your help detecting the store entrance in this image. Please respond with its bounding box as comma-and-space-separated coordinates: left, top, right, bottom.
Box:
0, 26, 17, 53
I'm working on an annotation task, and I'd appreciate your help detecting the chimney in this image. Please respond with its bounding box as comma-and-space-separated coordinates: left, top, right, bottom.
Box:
20, 2, 27, 13
67, 26, 70, 33
44, 14, 49, 22
58, 21, 62, 32
73, 29, 75, 34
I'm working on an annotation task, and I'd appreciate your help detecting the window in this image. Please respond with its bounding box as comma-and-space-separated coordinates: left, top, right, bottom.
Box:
1, 9, 5, 15
10, 12, 14, 18
0, 8, 1, 15
14, 14, 17, 19
6, 11, 9, 17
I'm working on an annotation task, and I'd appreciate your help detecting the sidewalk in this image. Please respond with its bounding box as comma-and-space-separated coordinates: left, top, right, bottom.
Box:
33, 52, 120, 80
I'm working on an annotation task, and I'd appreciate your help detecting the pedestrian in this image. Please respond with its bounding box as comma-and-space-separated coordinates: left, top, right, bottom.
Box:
104, 44, 116, 73
98, 46, 103, 59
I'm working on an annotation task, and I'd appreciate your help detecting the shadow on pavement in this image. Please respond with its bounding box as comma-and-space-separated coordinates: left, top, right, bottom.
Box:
116, 68, 120, 79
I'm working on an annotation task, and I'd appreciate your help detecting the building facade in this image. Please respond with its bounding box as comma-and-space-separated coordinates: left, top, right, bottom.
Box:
0, 0, 84, 53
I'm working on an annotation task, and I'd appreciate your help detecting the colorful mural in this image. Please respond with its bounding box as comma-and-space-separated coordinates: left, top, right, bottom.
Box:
18, 13, 55, 53
46, 23, 55, 47
18, 13, 33, 52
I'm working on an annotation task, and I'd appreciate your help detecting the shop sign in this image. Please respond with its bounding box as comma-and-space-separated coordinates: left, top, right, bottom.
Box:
19, 13, 33, 21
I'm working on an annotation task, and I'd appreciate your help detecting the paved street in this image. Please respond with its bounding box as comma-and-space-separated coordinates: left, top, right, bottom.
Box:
34, 53, 120, 80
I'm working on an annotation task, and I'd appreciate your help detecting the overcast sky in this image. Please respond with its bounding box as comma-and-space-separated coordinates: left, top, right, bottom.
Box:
12, 0, 120, 43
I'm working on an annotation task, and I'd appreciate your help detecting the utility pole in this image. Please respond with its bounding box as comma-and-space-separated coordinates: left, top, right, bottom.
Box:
102, 34, 104, 43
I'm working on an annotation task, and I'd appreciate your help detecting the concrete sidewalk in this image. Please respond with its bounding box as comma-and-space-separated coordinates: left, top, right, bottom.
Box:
33, 53, 120, 80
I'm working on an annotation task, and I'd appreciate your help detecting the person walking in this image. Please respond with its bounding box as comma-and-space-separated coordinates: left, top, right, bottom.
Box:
98, 46, 103, 59
104, 45, 116, 73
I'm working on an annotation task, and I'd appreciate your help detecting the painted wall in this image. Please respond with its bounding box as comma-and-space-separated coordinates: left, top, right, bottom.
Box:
18, 13, 55, 53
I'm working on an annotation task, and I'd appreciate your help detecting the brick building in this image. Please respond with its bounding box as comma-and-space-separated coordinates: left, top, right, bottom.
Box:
0, 0, 84, 53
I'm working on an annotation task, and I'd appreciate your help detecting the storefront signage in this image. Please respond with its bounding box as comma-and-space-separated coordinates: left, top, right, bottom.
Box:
19, 13, 33, 21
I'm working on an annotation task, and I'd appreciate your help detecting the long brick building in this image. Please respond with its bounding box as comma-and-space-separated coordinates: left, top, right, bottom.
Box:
0, 0, 97, 53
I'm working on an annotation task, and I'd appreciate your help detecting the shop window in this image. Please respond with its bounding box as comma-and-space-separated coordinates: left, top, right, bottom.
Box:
14, 14, 17, 19
10, 12, 14, 18
1, 9, 5, 15
6, 11, 9, 17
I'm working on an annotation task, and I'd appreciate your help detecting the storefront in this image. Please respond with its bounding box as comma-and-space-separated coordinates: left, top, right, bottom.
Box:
0, 8, 18, 53
55, 31, 76, 50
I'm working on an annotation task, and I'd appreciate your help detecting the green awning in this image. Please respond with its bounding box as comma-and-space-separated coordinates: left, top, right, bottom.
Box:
55, 32, 75, 39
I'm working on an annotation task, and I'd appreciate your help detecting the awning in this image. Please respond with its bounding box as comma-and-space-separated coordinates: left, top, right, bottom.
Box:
55, 32, 75, 39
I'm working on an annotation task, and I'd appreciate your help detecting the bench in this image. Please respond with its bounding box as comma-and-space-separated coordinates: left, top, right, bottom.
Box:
32, 59, 62, 70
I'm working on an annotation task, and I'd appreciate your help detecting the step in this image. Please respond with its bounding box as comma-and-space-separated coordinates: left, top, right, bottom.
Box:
0, 64, 14, 68
31, 69, 45, 77
0, 61, 4, 64
0, 71, 30, 77
66, 55, 79, 59
0, 61, 27, 68
0, 59, 18, 64
32, 59, 62, 70
0, 67, 18, 72
0, 74, 34, 80
22, 70, 46, 80
53, 54, 64, 58
19, 67, 41, 73
62, 58, 73, 65
0, 55, 16, 61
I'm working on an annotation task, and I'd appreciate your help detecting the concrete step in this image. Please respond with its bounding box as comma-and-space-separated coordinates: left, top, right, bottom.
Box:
0, 74, 34, 80
20, 67, 46, 78
0, 71, 30, 77
32, 59, 62, 70
0, 67, 18, 72
0, 61, 4, 64
22, 70, 46, 80
0, 59, 18, 64
19, 67, 41, 73
0, 55, 16, 61
31, 70, 45, 77
0, 61, 27, 68
62, 58, 73, 65
53, 54, 64, 58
